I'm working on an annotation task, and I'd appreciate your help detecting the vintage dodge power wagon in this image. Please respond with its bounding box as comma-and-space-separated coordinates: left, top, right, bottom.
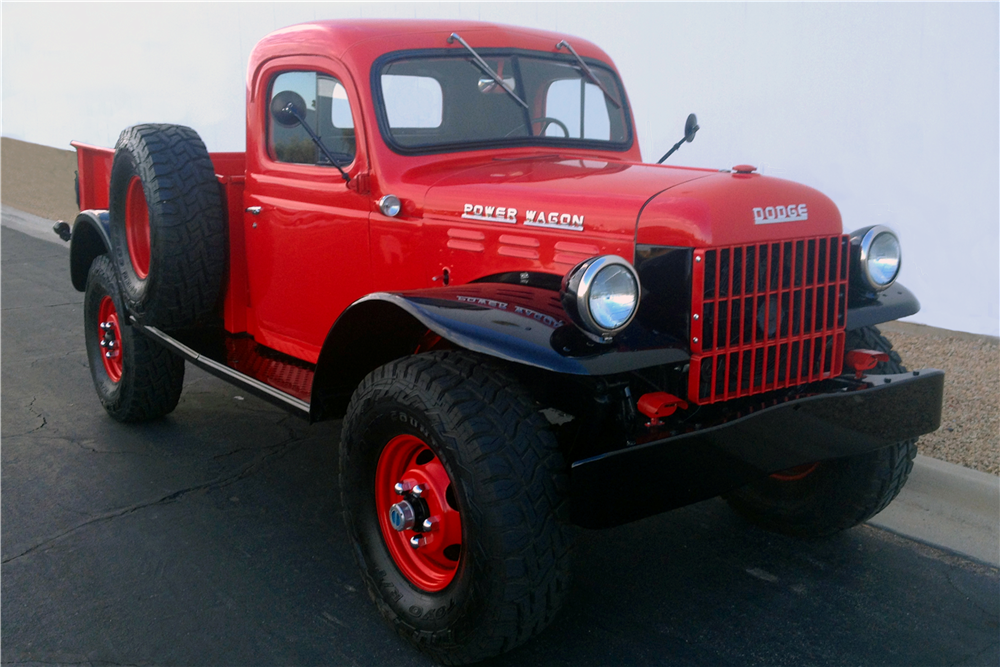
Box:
60, 19, 944, 664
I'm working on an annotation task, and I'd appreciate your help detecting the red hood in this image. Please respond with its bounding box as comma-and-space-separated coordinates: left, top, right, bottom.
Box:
636, 171, 843, 247
417, 155, 842, 249
420, 156, 714, 240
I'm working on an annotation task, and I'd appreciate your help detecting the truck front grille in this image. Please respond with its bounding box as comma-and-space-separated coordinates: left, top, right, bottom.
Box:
688, 234, 850, 404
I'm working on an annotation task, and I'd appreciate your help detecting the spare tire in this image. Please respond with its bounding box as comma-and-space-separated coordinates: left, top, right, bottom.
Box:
108, 124, 226, 329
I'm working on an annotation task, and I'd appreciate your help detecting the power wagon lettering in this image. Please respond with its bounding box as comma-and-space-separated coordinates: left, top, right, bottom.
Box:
753, 204, 808, 224
462, 203, 518, 223
524, 210, 585, 232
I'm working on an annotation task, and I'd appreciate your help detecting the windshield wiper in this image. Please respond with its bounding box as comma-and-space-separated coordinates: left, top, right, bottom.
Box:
448, 32, 529, 110
555, 40, 622, 109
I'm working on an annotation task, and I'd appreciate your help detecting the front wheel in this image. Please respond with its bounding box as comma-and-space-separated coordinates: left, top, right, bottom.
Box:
725, 326, 917, 537
340, 352, 572, 664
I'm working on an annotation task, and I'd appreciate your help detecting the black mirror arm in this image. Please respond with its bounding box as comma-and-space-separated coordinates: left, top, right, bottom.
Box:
656, 137, 687, 164
282, 103, 351, 183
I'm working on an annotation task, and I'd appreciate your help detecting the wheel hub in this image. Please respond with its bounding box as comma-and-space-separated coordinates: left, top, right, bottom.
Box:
97, 296, 123, 383
388, 499, 418, 532
375, 434, 463, 591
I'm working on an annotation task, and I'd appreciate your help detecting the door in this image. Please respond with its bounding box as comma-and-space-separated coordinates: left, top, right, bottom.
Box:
244, 63, 371, 363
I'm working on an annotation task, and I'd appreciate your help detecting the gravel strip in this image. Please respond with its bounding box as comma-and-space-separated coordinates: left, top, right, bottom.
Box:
880, 322, 999, 475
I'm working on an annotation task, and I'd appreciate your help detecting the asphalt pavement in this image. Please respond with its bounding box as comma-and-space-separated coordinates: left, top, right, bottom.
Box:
2, 220, 998, 666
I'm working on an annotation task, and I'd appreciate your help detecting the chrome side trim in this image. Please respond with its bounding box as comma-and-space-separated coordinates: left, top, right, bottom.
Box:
134, 319, 311, 416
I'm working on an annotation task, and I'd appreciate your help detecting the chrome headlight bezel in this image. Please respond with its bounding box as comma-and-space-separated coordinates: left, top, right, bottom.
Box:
853, 225, 902, 292
560, 255, 641, 341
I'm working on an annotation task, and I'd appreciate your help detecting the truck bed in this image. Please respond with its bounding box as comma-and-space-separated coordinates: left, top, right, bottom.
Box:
72, 141, 250, 335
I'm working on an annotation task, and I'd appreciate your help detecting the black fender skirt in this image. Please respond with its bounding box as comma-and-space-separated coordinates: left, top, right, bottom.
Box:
356, 283, 690, 375
571, 368, 944, 529
69, 210, 111, 291
846, 282, 920, 330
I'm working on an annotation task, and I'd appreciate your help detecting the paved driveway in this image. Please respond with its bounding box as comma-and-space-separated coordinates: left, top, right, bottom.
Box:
2, 226, 997, 666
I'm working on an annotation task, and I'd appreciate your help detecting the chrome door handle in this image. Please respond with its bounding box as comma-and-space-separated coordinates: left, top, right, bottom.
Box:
246, 206, 262, 215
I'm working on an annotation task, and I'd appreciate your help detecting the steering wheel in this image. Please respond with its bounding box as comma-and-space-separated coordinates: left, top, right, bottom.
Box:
505, 116, 571, 138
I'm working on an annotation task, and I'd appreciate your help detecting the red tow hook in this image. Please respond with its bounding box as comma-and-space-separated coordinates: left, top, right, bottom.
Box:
637, 392, 689, 428
845, 349, 890, 379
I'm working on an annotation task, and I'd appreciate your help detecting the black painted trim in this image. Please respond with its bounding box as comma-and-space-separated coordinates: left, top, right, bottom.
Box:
571, 368, 944, 528
135, 320, 311, 418
846, 282, 920, 330
69, 210, 111, 291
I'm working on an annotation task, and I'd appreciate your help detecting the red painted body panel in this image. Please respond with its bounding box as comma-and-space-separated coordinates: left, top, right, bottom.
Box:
71, 142, 114, 211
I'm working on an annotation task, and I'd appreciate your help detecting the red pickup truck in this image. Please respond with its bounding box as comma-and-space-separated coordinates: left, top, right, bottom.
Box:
61, 19, 943, 664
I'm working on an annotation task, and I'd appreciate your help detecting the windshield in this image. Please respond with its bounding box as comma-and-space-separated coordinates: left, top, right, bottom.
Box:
374, 50, 632, 153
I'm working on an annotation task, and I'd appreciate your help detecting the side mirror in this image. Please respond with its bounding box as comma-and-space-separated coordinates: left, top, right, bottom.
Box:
684, 113, 700, 143
270, 91, 307, 127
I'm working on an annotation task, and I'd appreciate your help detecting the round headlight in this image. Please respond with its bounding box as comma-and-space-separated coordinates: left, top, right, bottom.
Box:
859, 226, 901, 290
561, 255, 641, 340
589, 264, 638, 330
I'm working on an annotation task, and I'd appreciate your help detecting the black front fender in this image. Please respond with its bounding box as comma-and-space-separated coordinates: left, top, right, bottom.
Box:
310, 283, 689, 421
846, 282, 920, 330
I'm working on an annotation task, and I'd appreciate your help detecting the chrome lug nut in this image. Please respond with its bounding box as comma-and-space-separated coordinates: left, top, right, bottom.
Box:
411, 484, 424, 498
409, 535, 424, 549
422, 517, 437, 532
100, 321, 113, 331
393, 481, 413, 496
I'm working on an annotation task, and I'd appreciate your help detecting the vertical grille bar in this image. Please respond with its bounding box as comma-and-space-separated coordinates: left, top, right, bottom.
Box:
688, 234, 850, 405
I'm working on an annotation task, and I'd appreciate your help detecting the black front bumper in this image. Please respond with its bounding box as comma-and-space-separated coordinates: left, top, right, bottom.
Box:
571, 369, 944, 528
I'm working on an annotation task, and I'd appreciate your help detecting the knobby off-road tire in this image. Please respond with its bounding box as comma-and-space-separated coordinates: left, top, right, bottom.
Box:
108, 124, 226, 330
340, 351, 572, 665
84, 255, 185, 422
725, 325, 918, 538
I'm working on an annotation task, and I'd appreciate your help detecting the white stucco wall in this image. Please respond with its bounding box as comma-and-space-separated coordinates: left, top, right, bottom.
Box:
3, 2, 997, 335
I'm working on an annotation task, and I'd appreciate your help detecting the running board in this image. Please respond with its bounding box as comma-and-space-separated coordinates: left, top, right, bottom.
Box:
133, 318, 312, 418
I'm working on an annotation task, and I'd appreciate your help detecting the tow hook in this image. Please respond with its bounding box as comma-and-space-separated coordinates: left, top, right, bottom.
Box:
636, 392, 688, 428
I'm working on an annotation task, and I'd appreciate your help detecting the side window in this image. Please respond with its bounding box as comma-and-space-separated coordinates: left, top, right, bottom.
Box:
544, 79, 611, 140
270, 71, 356, 165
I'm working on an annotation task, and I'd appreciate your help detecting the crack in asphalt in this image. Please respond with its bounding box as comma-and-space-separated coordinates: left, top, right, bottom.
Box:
1, 301, 80, 311
1, 433, 308, 565
1, 660, 145, 667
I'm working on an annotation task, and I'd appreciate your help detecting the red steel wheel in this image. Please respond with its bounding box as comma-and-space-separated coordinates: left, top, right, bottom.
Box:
124, 175, 151, 279
769, 462, 819, 482
97, 295, 123, 383
375, 434, 462, 592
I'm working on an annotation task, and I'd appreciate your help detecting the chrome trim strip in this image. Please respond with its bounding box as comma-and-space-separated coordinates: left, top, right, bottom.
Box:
858, 225, 901, 292
571, 255, 640, 339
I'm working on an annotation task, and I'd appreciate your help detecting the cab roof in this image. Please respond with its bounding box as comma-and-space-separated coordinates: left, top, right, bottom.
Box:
249, 19, 618, 79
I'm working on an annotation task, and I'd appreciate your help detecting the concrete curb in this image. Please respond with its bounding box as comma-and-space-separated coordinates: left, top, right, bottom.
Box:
3, 206, 998, 567
869, 455, 1000, 567
1, 205, 70, 246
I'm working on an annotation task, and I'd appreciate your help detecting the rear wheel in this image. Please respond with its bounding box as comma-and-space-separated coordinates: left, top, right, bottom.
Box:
725, 325, 917, 537
84, 255, 185, 422
340, 351, 572, 664
108, 123, 226, 329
